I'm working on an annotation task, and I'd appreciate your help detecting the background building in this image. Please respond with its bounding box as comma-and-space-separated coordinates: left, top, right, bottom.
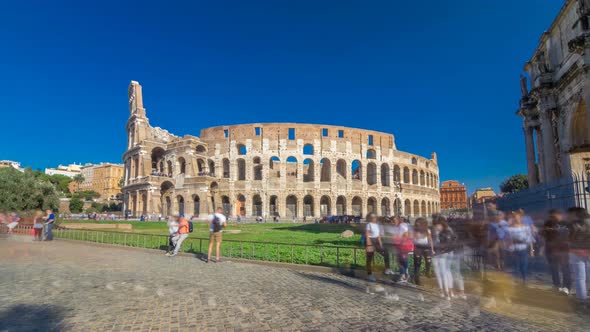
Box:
0, 160, 24, 172
122, 81, 441, 219
440, 180, 467, 209
45, 163, 82, 178
78, 163, 124, 201
498, 0, 590, 212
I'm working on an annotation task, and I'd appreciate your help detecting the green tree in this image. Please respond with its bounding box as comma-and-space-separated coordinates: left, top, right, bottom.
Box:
79, 190, 100, 201
0, 168, 59, 212
500, 174, 529, 194
72, 174, 85, 190
69, 197, 84, 213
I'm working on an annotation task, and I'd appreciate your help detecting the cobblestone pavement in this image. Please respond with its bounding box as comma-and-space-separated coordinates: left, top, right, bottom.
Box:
0, 237, 588, 332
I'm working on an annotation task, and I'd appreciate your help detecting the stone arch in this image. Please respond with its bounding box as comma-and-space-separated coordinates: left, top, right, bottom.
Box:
286, 195, 298, 219
569, 100, 590, 150
252, 194, 262, 217
208, 159, 215, 176
303, 158, 314, 182
223, 158, 230, 178
237, 143, 247, 156
303, 144, 314, 155
165, 196, 172, 217
237, 158, 246, 180
336, 196, 346, 215
403, 167, 410, 183
286, 156, 298, 179
177, 195, 185, 215
320, 196, 331, 217
193, 194, 200, 217
421, 200, 426, 217
366, 149, 376, 159
413, 200, 420, 217
352, 196, 363, 217
420, 170, 425, 186
381, 163, 390, 186
367, 162, 377, 185
412, 169, 418, 184
197, 159, 206, 173
411, 157, 417, 165
269, 195, 278, 217
303, 195, 314, 217
367, 197, 377, 214
394, 198, 402, 216
336, 159, 347, 179
253, 157, 263, 180
160, 181, 174, 216
236, 194, 246, 216
351, 160, 362, 181
393, 165, 401, 182
427, 201, 431, 215
381, 197, 391, 216
221, 195, 231, 216
178, 157, 186, 174
196, 145, 207, 154
151, 147, 165, 173
320, 158, 331, 182
269, 156, 280, 179
404, 199, 411, 216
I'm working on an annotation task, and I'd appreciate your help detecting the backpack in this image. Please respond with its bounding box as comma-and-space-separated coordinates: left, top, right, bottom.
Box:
188, 220, 194, 233
212, 215, 222, 233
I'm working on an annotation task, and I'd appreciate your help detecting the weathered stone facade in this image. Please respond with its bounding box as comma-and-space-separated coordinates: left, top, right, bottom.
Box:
122, 81, 440, 219
519, 0, 590, 186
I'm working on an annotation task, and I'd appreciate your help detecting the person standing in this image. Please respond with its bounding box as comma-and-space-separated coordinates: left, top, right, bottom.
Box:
43, 210, 55, 241
32, 211, 44, 241
168, 214, 189, 257
487, 212, 509, 270
506, 212, 535, 283
412, 218, 434, 286
390, 216, 411, 282
365, 213, 389, 282
207, 207, 227, 263
432, 218, 456, 300
567, 207, 590, 302
541, 209, 571, 295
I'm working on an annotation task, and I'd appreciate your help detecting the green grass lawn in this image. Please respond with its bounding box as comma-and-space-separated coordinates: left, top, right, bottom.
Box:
59, 220, 364, 247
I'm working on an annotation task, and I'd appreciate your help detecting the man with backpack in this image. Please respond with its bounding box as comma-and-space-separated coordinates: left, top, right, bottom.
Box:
207, 207, 227, 263
168, 214, 190, 257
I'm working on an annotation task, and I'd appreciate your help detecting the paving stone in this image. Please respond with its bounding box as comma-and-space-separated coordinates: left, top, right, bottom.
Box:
0, 237, 588, 331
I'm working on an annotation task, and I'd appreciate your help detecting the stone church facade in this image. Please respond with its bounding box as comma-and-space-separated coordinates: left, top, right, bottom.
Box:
518, 0, 590, 186
122, 81, 440, 219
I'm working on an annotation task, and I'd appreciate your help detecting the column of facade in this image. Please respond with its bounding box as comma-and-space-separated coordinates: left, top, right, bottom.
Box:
330, 197, 337, 216
524, 126, 539, 186
296, 198, 303, 219
535, 126, 546, 183
539, 111, 558, 181
313, 194, 321, 217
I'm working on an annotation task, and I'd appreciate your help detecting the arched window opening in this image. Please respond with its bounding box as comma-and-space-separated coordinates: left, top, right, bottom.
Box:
223, 159, 230, 178
351, 160, 362, 181
320, 158, 331, 182
237, 158, 246, 181
303, 159, 314, 182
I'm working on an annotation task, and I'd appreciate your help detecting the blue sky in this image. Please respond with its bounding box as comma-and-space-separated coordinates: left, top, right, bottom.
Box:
0, 0, 563, 194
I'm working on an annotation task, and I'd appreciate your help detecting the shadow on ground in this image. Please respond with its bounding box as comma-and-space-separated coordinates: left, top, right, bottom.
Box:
282, 224, 361, 234
292, 271, 367, 292
0, 304, 66, 332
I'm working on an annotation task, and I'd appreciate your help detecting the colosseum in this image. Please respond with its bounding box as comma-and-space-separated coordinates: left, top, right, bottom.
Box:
122, 81, 441, 219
